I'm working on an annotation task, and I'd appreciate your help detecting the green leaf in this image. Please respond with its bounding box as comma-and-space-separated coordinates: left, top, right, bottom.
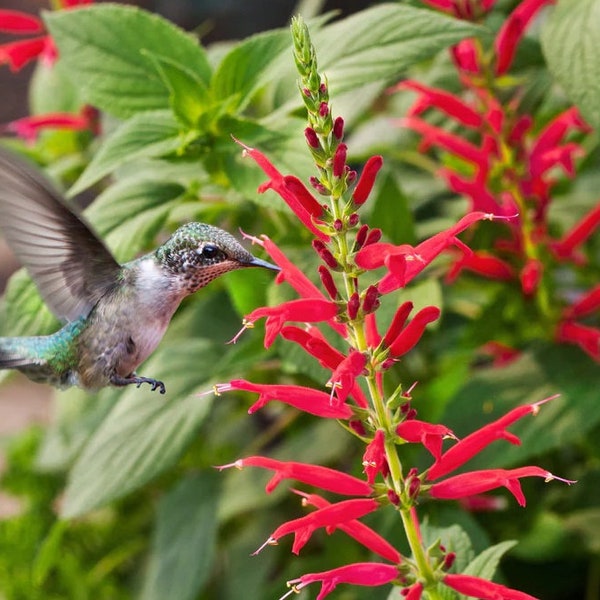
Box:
463, 540, 517, 580
85, 178, 185, 261
211, 28, 292, 111
44, 4, 211, 119
61, 338, 217, 518
68, 110, 184, 196
144, 51, 210, 128
141, 472, 220, 600
541, 0, 600, 128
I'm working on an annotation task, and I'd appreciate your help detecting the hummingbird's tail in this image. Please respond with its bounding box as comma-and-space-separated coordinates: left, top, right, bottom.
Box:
0, 337, 44, 370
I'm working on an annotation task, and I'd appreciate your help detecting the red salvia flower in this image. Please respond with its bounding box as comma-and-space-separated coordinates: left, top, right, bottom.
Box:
294, 490, 402, 563
396, 420, 456, 461
427, 396, 557, 480
444, 573, 538, 600
327, 350, 367, 405
362, 429, 388, 484
551, 203, 600, 264
387, 306, 441, 357
556, 321, 600, 361
213, 379, 354, 419
429, 466, 574, 506
215, 456, 373, 496
352, 155, 383, 206
564, 284, 600, 320
285, 563, 398, 600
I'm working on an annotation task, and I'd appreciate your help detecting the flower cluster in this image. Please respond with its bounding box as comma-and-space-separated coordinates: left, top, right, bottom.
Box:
396, 0, 600, 361
0, 1, 98, 143
208, 16, 573, 600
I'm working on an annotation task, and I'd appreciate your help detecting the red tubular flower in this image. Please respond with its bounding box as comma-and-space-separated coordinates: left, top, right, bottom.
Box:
362, 430, 388, 484
520, 258, 543, 295
257, 498, 380, 555
286, 563, 398, 600
4, 108, 98, 142
480, 341, 521, 367
564, 284, 600, 319
444, 573, 538, 600
405, 582, 424, 600
327, 350, 367, 405
235, 139, 327, 240
382, 302, 413, 347
446, 250, 515, 283
352, 155, 383, 206
452, 39, 481, 73
318, 265, 339, 300
0, 9, 44, 33
243, 298, 339, 347
556, 321, 600, 361
218, 379, 354, 419
333, 143, 347, 178
295, 491, 401, 563
388, 306, 441, 357
429, 466, 573, 506
216, 456, 373, 496
396, 420, 455, 461
395, 80, 483, 128
494, 0, 556, 76
427, 396, 556, 480
551, 202, 600, 263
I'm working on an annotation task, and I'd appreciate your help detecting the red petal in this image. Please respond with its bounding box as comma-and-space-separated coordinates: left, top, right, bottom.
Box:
444, 573, 539, 600
0, 10, 44, 33
0, 36, 47, 71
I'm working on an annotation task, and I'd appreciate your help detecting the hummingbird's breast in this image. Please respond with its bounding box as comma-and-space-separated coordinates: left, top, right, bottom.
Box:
75, 257, 184, 389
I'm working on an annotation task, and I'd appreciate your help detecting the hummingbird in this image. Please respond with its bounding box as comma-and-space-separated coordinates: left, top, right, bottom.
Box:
0, 148, 278, 394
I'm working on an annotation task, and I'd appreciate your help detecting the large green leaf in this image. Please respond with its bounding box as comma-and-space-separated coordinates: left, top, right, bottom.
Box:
541, 0, 600, 128
141, 472, 220, 600
463, 540, 517, 580
44, 4, 212, 119
68, 110, 184, 196
60, 338, 217, 518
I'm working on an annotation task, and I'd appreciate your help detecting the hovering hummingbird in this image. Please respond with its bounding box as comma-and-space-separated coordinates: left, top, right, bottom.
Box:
0, 148, 278, 394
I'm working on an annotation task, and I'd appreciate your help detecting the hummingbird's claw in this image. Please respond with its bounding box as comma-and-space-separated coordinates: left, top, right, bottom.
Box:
111, 373, 166, 394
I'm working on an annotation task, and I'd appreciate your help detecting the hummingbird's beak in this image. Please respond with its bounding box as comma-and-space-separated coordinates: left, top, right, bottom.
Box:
247, 256, 281, 271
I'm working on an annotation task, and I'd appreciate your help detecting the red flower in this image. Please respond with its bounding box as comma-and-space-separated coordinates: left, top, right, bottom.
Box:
444, 573, 539, 600
213, 379, 354, 419
564, 284, 600, 320
235, 139, 327, 240
396, 420, 456, 461
255, 498, 380, 555
285, 563, 398, 600
551, 202, 600, 264
294, 490, 402, 563
429, 466, 574, 506
352, 155, 383, 206
427, 396, 557, 480
387, 306, 441, 357
0, 2, 92, 71
446, 250, 514, 283
556, 321, 600, 361
327, 350, 367, 405
240, 298, 339, 347
362, 430, 388, 484
494, 0, 556, 75
3, 107, 99, 142
215, 456, 373, 496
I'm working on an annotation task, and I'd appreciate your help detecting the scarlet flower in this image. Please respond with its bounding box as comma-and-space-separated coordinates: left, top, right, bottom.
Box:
446, 250, 514, 283
294, 491, 402, 563
285, 563, 398, 600
3, 107, 99, 142
362, 430, 388, 484
0, 2, 92, 71
352, 155, 383, 206
444, 573, 538, 600
494, 0, 556, 76
255, 497, 380, 555
563, 284, 600, 320
427, 396, 556, 480
387, 306, 441, 357
551, 202, 600, 264
520, 258, 543, 295
213, 379, 354, 419
235, 139, 327, 240
240, 297, 339, 348
556, 321, 600, 361
429, 466, 574, 506
215, 456, 373, 496
327, 350, 367, 405
396, 420, 456, 461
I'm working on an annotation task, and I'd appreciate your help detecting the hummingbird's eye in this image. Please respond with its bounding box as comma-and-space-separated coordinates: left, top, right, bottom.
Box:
200, 244, 220, 260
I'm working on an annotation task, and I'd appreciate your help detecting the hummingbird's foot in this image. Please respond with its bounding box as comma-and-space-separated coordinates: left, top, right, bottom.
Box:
111, 373, 166, 394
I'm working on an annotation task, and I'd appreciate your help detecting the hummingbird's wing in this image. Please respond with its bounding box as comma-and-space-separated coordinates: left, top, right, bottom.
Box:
0, 148, 122, 322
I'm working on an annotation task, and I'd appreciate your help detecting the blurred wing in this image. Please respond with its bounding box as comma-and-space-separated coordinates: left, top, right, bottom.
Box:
0, 148, 121, 322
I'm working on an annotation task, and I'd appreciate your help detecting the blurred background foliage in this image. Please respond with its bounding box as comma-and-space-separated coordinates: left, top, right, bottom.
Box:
0, 1, 598, 599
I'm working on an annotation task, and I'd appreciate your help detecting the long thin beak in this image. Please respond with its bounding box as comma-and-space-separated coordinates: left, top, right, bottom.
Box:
247, 256, 280, 271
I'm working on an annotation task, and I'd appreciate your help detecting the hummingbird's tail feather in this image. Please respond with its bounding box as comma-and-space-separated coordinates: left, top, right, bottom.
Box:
0, 337, 46, 370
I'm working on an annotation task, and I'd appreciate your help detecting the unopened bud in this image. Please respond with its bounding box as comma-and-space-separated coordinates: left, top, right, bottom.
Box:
355, 224, 369, 249
304, 127, 319, 148
387, 489, 400, 506
333, 116, 344, 140
312, 239, 339, 269
319, 102, 329, 117
347, 292, 360, 320
364, 228, 382, 246
309, 176, 329, 195
348, 212, 360, 227
348, 419, 367, 436
333, 143, 347, 178
318, 265, 338, 300
443, 552, 456, 570
347, 169, 357, 184
333, 218, 343, 231
362, 285, 380, 314
319, 83, 327, 95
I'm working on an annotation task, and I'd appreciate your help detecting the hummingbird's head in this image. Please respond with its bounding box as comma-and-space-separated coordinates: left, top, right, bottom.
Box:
155, 223, 279, 293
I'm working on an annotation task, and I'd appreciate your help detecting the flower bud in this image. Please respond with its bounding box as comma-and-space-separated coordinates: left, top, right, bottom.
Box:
348, 212, 360, 227
387, 489, 400, 506
309, 176, 329, 195
333, 116, 344, 140
333, 218, 343, 231
319, 101, 329, 117
333, 143, 347, 178
362, 285, 380, 314
347, 292, 360, 320
318, 265, 338, 300
312, 239, 339, 269
364, 228, 382, 246
304, 127, 319, 148
355, 224, 369, 249
352, 155, 383, 206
